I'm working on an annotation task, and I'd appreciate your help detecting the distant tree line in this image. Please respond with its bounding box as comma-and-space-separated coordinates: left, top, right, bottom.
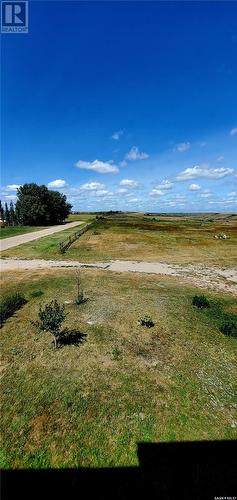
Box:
72, 211, 123, 215
0, 183, 72, 226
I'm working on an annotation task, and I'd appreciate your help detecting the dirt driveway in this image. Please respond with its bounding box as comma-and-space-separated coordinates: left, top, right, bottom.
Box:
1, 258, 236, 295
0, 221, 83, 251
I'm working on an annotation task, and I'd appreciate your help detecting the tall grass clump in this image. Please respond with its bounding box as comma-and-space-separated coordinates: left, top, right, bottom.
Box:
138, 315, 155, 328
192, 295, 210, 309
0, 292, 27, 327
219, 317, 237, 338
31, 290, 44, 298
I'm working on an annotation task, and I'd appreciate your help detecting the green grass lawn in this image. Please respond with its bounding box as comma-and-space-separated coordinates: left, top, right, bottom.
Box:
3, 215, 236, 266
0, 268, 236, 468
0, 226, 48, 239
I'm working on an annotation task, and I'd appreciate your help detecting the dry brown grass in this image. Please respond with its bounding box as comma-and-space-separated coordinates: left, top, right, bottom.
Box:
67, 217, 237, 266
2, 214, 236, 267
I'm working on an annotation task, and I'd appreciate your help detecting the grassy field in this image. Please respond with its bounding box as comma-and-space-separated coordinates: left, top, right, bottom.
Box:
67, 213, 94, 223
2, 214, 236, 266
0, 226, 48, 239
68, 216, 237, 265
0, 268, 236, 468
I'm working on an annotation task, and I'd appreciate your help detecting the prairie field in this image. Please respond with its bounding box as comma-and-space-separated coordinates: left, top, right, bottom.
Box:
2, 213, 237, 267
68, 215, 237, 266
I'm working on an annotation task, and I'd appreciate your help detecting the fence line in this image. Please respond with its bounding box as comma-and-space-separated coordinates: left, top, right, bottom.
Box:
59, 219, 99, 254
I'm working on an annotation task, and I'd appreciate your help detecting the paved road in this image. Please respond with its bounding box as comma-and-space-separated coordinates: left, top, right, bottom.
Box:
0, 221, 83, 251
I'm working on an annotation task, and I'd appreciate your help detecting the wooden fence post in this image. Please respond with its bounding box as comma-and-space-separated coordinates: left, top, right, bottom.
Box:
58, 218, 98, 254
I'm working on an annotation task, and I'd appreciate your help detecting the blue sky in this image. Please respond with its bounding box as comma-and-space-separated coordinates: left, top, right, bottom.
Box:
1, 1, 237, 212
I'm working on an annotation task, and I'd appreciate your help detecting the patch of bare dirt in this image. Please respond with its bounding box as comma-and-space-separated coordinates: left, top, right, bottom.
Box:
25, 415, 49, 451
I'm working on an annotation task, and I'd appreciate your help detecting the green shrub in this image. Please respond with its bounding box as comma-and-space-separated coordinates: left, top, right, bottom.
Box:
220, 319, 237, 338
0, 292, 27, 327
31, 290, 44, 298
75, 292, 87, 305
139, 315, 155, 328
111, 348, 122, 360
192, 295, 210, 309
33, 300, 67, 348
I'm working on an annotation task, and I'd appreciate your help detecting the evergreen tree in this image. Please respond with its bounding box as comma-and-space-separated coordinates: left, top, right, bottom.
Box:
15, 204, 21, 225
0, 200, 4, 221
9, 201, 15, 226
5, 203, 10, 226
5, 203, 10, 225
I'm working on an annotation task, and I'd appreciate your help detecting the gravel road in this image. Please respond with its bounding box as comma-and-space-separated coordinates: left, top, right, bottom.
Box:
1, 258, 236, 295
0, 221, 83, 251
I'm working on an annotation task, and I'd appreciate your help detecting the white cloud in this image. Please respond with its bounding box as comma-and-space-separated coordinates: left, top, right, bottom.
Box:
95, 190, 110, 197
5, 184, 20, 191
128, 198, 139, 203
117, 188, 128, 194
228, 191, 236, 197
80, 182, 105, 191
200, 193, 212, 198
119, 160, 127, 167
165, 201, 179, 207
112, 130, 123, 140
4, 194, 17, 199
120, 179, 139, 188
155, 180, 173, 190
48, 179, 66, 188
230, 128, 237, 136
208, 199, 237, 206
175, 165, 234, 181
149, 189, 165, 197
173, 194, 186, 200
75, 160, 119, 174
176, 142, 190, 152
162, 199, 186, 208
125, 146, 149, 161
217, 155, 224, 162
189, 183, 201, 191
